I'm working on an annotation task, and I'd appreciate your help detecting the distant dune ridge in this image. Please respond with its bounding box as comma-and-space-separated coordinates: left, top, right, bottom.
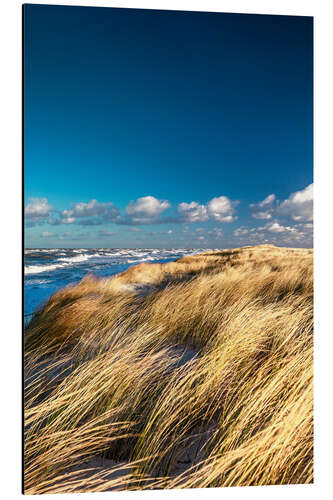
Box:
24, 244, 313, 493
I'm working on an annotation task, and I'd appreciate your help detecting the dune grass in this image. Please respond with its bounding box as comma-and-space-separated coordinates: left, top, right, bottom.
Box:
24, 244, 313, 493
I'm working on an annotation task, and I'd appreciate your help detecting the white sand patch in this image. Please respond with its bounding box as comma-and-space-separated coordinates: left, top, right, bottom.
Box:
118, 283, 155, 296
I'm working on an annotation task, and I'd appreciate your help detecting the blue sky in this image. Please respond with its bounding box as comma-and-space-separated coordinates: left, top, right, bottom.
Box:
24, 5, 313, 248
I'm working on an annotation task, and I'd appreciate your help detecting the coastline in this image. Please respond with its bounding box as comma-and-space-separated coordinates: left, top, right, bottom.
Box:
23, 247, 209, 317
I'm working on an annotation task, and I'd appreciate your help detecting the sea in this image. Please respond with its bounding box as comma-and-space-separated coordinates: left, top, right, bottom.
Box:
24, 248, 209, 318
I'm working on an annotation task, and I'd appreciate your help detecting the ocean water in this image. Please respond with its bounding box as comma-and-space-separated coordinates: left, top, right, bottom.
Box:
24, 248, 209, 318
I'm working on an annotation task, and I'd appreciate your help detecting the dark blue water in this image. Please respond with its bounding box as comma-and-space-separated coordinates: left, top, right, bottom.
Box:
24, 248, 207, 318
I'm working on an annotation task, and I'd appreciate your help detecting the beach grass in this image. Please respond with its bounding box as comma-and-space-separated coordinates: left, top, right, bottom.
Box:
24, 244, 313, 493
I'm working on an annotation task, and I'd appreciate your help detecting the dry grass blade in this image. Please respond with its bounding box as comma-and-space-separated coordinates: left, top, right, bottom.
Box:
24, 244, 313, 493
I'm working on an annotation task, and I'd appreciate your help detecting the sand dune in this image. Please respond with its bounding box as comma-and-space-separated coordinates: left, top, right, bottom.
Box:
24, 245, 313, 493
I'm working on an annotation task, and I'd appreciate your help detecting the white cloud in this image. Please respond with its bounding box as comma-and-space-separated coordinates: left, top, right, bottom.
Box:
25, 197, 52, 223
234, 227, 249, 236
62, 199, 120, 225
266, 222, 294, 233
260, 194, 276, 206
44, 199, 121, 226
232, 216, 313, 248
124, 196, 170, 224
126, 196, 170, 217
178, 201, 209, 223
253, 221, 312, 246
26, 195, 239, 229
252, 211, 273, 220
277, 184, 313, 222
251, 185, 313, 223
178, 196, 237, 223
207, 196, 237, 222
62, 216, 76, 224
250, 194, 275, 220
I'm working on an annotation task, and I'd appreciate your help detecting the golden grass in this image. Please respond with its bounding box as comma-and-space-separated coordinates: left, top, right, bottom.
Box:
24, 244, 313, 493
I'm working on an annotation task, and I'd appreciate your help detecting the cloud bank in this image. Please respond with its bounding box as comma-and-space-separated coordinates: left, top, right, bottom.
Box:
25, 184, 313, 248
251, 184, 313, 223
27, 194, 238, 228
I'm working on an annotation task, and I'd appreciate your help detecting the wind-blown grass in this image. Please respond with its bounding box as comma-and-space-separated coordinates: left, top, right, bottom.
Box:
24, 244, 313, 493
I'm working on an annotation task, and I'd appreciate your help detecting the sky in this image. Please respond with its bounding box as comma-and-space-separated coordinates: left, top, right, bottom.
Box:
24, 5, 313, 249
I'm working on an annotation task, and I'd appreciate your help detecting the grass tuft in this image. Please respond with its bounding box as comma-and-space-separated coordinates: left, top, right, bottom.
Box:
24, 244, 313, 493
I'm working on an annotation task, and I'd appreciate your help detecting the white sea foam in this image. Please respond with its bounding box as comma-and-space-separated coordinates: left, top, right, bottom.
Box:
25, 249, 51, 254
25, 263, 66, 275
24, 248, 214, 276
58, 254, 91, 264
25, 253, 99, 275
25, 278, 52, 285
102, 252, 123, 257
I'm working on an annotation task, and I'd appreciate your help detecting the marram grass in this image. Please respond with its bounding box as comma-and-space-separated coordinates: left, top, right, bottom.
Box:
24, 244, 313, 493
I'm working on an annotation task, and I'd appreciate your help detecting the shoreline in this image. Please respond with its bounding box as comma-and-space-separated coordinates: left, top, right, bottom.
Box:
23, 247, 211, 318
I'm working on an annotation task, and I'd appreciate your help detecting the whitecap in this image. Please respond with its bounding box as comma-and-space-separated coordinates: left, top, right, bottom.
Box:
24, 263, 66, 275
58, 254, 91, 264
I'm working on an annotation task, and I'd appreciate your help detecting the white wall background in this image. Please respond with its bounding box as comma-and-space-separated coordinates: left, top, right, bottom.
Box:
0, 1, 332, 499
